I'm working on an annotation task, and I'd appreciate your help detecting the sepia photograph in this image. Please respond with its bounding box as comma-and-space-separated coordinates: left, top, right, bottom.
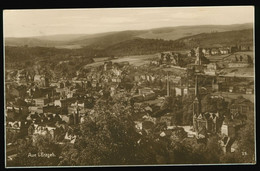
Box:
3, 6, 255, 167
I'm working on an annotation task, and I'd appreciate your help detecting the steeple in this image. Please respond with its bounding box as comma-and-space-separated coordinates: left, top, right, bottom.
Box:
195, 75, 198, 97
195, 47, 202, 65
193, 74, 201, 116
73, 100, 80, 125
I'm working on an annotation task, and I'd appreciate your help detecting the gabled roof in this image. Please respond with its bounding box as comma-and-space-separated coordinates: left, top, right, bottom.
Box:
230, 96, 253, 106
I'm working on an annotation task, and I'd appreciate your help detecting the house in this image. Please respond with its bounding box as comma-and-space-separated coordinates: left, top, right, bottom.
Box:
138, 87, 154, 95
112, 68, 122, 76
160, 113, 174, 126
187, 49, 195, 57
104, 61, 113, 71
17, 74, 27, 84
118, 61, 130, 67
203, 112, 222, 134
134, 121, 143, 131
202, 48, 212, 56
170, 76, 182, 85
229, 86, 234, 93
34, 75, 49, 87
173, 86, 188, 97
34, 98, 49, 106
193, 104, 223, 138
175, 87, 182, 96
212, 81, 221, 92
220, 117, 243, 153
150, 60, 159, 66
58, 82, 65, 88
6, 121, 21, 130
10, 86, 27, 98
221, 121, 237, 139
181, 126, 196, 138
246, 88, 253, 94
91, 81, 97, 87
143, 92, 156, 101
229, 96, 254, 116
43, 105, 60, 114
131, 95, 144, 103
32, 124, 56, 141
134, 75, 140, 82
60, 115, 70, 123
236, 86, 246, 93
204, 49, 212, 56
239, 45, 253, 51
64, 132, 77, 144
54, 99, 69, 110
219, 48, 230, 55
230, 46, 238, 53
202, 48, 207, 54
142, 120, 155, 134
28, 106, 43, 114
207, 63, 218, 70
211, 48, 220, 55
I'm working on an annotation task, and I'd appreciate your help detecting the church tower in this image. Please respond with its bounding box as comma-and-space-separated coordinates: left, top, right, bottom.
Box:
193, 75, 201, 132
195, 47, 202, 65
73, 101, 80, 125
193, 76, 201, 115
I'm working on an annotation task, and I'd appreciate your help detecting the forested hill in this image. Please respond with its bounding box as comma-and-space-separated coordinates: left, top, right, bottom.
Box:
5, 23, 252, 48
5, 29, 253, 63
175, 29, 253, 48
103, 29, 253, 56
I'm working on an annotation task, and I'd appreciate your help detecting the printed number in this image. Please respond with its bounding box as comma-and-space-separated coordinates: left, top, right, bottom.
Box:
242, 152, 247, 156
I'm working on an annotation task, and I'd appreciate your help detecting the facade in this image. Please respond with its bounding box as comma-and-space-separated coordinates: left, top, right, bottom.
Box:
219, 48, 230, 55
104, 61, 113, 71
34, 98, 49, 106
229, 97, 254, 116
195, 47, 203, 65
160, 113, 174, 126
211, 48, 220, 55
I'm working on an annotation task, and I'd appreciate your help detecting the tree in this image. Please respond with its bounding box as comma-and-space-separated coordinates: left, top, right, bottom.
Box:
220, 111, 255, 164
59, 102, 141, 165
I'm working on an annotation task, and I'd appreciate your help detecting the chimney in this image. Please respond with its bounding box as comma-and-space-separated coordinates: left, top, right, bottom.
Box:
167, 72, 170, 97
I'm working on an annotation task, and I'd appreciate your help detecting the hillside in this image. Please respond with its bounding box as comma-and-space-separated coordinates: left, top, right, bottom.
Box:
101, 29, 253, 56
175, 29, 253, 48
5, 23, 253, 48
5, 28, 253, 64
138, 23, 253, 41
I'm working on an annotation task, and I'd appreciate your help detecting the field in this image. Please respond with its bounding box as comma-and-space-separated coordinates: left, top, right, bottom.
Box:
55, 45, 83, 49
207, 51, 254, 62
84, 54, 157, 69
218, 67, 254, 78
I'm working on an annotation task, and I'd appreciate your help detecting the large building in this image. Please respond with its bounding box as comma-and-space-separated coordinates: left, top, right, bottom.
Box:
34, 98, 49, 106
192, 61, 223, 142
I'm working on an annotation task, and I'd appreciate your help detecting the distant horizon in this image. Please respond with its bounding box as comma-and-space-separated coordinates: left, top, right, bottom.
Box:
4, 22, 254, 39
4, 7, 254, 38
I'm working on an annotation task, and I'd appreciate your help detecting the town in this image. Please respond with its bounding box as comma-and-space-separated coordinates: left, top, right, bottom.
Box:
5, 42, 255, 165
4, 5, 256, 167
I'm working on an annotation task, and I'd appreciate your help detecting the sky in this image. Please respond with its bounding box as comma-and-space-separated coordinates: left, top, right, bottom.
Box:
3, 6, 254, 38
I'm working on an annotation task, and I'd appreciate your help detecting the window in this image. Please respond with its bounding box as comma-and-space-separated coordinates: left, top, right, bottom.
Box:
241, 106, 248, 113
